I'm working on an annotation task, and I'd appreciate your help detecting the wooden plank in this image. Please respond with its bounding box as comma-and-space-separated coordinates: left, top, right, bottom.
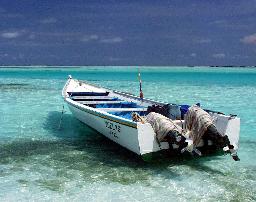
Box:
71, 96, 114, 100
99, 108, 148, 112
78, 100, 126, 104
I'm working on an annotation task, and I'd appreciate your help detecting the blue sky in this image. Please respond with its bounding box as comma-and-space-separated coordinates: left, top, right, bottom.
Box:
0, 0, 256, 66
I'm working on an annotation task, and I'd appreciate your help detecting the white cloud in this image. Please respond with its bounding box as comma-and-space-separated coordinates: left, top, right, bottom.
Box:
196, 39, 211, 44
29, 33, 36, 39
100, 37, 123, 43
81, 35, 99, 42
109, 57, 121, 61
5, 13, 23, 18
0, 53, 8, 57
241, 33, 256, 45
40, 17, 57, 24
190, 53, 197, 57
0, 7, 5, 13
210, 20, 227, 25
81, 35, 123, 44
212, 53, 225, 58
1, 31, 20, 39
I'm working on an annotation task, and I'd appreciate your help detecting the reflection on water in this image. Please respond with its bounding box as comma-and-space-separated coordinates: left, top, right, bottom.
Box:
0, 83, 31, 90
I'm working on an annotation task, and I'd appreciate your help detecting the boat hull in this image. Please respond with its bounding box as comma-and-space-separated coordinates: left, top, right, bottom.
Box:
68, 101, 141, 155
62, 76, 240, 158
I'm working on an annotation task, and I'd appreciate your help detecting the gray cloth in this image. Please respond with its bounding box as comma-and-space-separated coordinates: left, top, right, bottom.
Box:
184, 105, 213, 146
146, 112, 182, 142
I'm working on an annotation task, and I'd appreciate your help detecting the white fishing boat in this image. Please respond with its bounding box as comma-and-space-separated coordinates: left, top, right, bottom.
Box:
62, 75, 240, 161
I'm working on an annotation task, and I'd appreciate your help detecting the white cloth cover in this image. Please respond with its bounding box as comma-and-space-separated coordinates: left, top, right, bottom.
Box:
184, 105, 213, 146
146, 112, 182, 141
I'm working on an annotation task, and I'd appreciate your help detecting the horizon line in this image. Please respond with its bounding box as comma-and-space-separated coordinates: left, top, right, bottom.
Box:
0, 65, 255, 68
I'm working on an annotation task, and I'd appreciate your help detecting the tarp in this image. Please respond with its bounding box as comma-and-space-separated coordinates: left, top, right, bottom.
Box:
146, 112, 182, 142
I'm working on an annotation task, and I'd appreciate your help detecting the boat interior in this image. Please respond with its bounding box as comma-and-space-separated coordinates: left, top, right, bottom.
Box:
68, 91, 192, 121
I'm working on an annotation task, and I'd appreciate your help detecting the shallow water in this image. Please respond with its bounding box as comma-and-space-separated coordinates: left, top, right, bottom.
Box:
0, 67, 255, 201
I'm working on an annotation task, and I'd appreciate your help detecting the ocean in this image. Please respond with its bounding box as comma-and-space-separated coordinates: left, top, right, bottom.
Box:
0, 66, 255, 201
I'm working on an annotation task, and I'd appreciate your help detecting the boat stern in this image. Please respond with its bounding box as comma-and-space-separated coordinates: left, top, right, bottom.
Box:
225, 117, 240, 150
137, 122, 169, 156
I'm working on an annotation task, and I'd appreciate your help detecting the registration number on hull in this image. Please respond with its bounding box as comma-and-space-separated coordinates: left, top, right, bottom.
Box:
104, 121, 121, 138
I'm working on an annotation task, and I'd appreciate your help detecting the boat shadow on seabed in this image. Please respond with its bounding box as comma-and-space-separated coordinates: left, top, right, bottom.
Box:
43, 111, 226, 173
0, 110, 226, 186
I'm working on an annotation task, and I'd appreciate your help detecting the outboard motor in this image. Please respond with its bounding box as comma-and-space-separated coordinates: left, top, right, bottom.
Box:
203, 125, 240, 161
184, 105, 240, 161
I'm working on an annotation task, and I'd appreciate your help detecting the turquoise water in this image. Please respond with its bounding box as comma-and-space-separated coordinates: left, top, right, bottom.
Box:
0, 67, 256, 201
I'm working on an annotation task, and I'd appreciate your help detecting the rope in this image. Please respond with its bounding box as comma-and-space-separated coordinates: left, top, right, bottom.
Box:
58, 105, 66, 130
132, 112, 145, 123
